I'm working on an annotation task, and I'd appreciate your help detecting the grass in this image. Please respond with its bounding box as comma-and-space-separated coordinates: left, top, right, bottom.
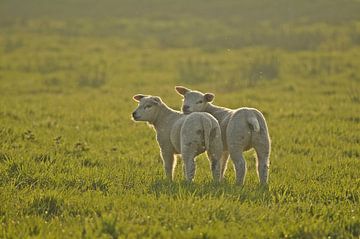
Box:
0, 0, 359, 238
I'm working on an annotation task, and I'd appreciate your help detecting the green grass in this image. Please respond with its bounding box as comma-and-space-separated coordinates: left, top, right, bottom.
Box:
0, 0, 359, 238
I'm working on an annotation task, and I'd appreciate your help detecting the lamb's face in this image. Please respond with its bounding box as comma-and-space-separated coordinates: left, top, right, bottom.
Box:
175, 86, 214, 114
132, 95, 162, 122
182, 91, 208, 114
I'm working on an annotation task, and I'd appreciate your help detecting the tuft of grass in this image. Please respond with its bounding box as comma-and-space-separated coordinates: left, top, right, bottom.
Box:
26, 195, 64, 220
22, 130, 35, 141
90, 178, 111, 194
33, 154, 55, 164
81, 158, 101, 168
348, 88, 360, 103
346, 222, 360, 237
68, 141, 90, 158
0, 152, 11, 163
6, 162, 38, 189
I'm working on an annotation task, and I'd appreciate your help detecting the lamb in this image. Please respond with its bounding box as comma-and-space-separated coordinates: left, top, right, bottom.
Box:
175, 86, 271, 186
131, 94, 223, 182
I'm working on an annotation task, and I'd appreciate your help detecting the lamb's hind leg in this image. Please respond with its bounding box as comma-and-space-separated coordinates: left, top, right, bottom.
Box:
255, 144, 270, 186
207, 149, 222, 182
182, 151, 196, 182
228, 147, 247, 185
227, 118, 249, 186
207, 129, 223, 182
220, 151, 229, 180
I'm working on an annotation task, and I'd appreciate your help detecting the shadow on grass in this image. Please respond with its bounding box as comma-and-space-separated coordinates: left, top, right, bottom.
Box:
148, 179, 271, 203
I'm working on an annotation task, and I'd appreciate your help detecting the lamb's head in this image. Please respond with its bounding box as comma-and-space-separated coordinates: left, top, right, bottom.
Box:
175, 86, 214, 114
132, 94, 163, 122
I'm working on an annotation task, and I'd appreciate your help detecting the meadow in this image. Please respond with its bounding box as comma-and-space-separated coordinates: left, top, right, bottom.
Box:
0, 0, 360, 238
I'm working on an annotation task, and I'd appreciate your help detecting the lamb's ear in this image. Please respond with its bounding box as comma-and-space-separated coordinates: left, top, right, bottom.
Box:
204, 93, 215, 102
151, 96, 162, 105
133, 94, 146, 102
175, 86, 190, 96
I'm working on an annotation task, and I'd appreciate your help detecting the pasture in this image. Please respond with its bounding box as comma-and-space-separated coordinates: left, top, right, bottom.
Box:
0, 0, 359, 238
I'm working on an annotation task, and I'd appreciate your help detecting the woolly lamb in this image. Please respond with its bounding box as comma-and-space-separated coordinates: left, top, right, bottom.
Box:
132, 94, 223, 182
175, 86, 271, 186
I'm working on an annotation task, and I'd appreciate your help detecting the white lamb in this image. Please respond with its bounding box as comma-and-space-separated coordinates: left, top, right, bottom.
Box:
175, 86, 271, 186
132, 94, 223, 182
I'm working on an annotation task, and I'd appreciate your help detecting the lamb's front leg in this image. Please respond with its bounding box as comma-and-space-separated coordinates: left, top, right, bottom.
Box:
161, 150, 176, 181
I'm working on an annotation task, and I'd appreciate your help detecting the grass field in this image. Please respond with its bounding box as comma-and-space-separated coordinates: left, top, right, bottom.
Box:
0, 0, 360, 238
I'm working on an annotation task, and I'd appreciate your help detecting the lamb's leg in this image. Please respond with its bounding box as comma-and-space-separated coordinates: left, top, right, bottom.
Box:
228, 147, 247, 185
161, 151, 176, 181
207, 151, 221, 182
207, 134, 223, 182
220, 151, 229, 180
206, 128, 223, 182
182, 153, 196, 182
255, 145, 270, 186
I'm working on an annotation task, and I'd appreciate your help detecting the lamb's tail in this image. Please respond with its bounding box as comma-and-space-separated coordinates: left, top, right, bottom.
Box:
247, 114, 260, 133
201, 116, 212, 150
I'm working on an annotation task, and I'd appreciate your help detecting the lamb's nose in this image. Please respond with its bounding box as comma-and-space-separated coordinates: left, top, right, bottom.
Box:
132, 111, 137, 117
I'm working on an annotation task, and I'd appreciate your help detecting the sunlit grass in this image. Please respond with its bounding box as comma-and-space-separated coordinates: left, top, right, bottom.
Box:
0, 0, 359, 238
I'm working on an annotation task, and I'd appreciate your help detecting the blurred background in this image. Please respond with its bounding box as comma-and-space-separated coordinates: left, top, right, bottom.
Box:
1, 0, 360, 96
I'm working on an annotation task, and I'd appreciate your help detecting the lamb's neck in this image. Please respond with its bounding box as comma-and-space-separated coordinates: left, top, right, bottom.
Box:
152, 104, 181, 131
205, 103, 231, 122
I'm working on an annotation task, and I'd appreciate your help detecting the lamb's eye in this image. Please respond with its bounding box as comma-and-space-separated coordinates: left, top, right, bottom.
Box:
144, 105, 152, 109
196, 100, 203, 104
